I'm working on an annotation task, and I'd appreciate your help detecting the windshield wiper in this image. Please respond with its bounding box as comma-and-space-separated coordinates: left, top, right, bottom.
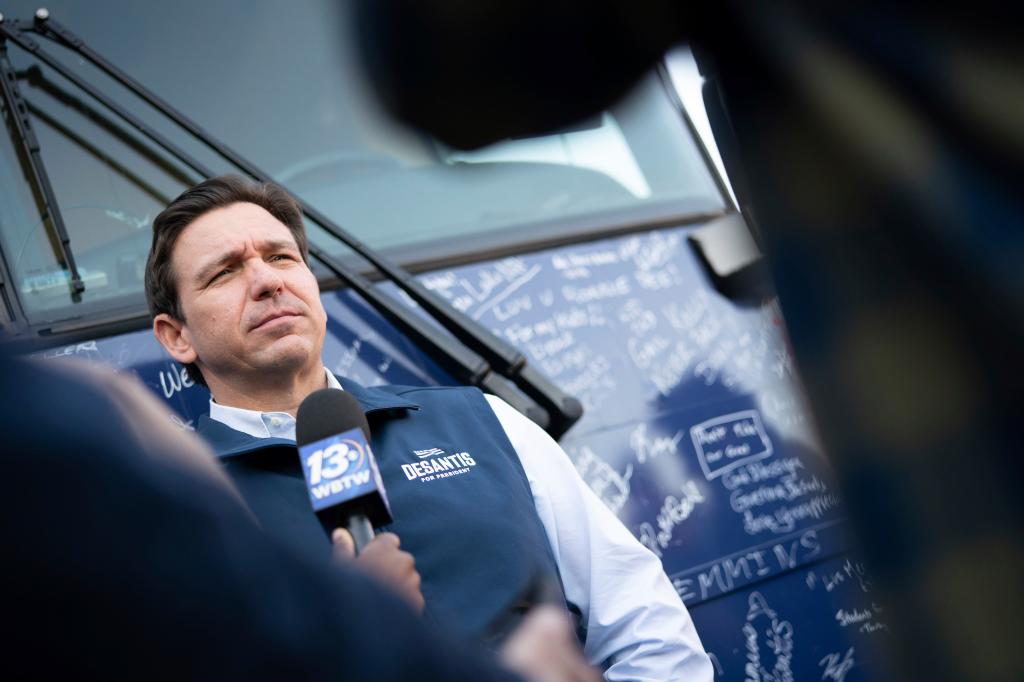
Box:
0, 15, 84, 303
2, 9, 583, 438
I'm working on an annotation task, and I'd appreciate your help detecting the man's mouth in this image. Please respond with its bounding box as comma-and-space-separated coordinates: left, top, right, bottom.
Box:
251, 310, 301, 331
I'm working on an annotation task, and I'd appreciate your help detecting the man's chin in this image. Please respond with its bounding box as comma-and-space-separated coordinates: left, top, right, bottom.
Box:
250, 337, 319, 375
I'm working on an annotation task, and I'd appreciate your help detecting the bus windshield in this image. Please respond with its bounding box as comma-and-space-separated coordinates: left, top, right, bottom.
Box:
0, 0, 724, 328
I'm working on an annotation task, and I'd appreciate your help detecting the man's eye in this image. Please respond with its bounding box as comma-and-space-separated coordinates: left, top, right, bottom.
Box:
208, 268, 231, 284
270, 254, 295, 262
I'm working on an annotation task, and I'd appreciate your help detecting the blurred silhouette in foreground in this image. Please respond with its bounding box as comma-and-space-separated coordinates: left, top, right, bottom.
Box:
351, 3, 1024, 680
0, 353, 598, 681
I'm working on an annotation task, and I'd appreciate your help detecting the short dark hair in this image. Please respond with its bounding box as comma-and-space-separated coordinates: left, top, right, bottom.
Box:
145, 175, 310, 385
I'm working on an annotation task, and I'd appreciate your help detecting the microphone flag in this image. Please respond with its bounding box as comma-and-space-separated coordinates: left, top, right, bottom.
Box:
298, 426, 392, 523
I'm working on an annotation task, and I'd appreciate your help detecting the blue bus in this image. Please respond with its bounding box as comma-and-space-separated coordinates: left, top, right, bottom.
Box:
1, 2, 889, 678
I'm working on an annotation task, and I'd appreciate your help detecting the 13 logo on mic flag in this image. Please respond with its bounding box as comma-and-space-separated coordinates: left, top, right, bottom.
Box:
298, 427, 388, 511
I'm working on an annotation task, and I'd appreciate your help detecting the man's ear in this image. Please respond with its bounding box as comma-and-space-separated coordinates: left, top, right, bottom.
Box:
153, 313, 198, 366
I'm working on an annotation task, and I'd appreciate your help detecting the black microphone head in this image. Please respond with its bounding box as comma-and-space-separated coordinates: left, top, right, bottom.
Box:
296, 388, 371, 446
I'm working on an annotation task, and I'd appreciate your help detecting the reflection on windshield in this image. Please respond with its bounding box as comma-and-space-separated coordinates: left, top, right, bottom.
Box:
446, 114, 653, 199
0, 0, 722, 328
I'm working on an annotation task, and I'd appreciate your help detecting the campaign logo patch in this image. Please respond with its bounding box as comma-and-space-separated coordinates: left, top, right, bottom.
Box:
402, 448, 477, 483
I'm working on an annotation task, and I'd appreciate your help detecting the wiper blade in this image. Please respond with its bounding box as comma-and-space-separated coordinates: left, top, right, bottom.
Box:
0, 17, 85, 302
10, 10, 583, 437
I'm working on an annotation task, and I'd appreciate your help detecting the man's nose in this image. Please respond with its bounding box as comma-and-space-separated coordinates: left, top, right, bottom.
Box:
248, 260, 284, 300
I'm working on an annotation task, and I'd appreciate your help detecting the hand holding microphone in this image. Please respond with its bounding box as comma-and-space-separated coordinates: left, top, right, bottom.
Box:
297, 389, 424, 612
332, 529, 425, 613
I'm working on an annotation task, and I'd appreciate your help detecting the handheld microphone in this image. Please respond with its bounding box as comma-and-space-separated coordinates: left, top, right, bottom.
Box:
296, 388, 393, 553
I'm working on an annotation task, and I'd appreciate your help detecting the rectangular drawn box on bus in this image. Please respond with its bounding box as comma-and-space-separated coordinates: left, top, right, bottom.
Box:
690, 409, 773, 480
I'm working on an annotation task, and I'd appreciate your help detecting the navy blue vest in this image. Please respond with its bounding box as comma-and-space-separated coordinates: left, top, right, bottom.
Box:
198, 378, 569, 641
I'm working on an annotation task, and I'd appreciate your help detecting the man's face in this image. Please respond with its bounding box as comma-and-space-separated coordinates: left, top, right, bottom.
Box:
158, 202, 327, 385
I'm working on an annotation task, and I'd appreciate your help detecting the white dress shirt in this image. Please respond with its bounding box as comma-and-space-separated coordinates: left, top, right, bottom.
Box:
209, 368, 713, 682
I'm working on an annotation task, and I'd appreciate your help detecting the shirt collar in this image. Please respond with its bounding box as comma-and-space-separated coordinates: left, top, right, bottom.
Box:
208, 367, 343, 442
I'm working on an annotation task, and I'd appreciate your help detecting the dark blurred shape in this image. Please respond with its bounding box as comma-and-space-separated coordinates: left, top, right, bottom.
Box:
351, 3, 1024, 680
352, 0, 678, 150
0, 354, 519, 681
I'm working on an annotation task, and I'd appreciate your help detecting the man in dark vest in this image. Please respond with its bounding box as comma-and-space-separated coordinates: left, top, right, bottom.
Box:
146, 174, 711, 680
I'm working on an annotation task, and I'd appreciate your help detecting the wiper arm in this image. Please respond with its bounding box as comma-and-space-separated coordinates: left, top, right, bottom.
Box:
19, 7, 585, 436
0, 16, 84, 302
307, 244, 551, 429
